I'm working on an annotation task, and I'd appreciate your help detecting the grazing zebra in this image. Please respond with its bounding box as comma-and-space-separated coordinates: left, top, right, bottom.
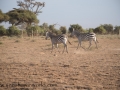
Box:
45, 31, 71, 53
71, 28, 98, 49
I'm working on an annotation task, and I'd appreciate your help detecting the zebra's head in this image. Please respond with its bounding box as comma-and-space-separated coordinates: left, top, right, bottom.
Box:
71, 28, 75, 37
45, 31, 49, 40
71, 28, 80, 37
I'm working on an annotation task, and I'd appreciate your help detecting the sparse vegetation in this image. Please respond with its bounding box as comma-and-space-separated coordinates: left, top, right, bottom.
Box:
31, 39, 36, 42
97, 34, 120, 39
0, 41, 3, 44
2, 36, 8, 39
15, 40, 20, 43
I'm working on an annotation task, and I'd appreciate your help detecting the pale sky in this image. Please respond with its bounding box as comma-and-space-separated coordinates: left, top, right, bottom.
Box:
0, 0, 120, 29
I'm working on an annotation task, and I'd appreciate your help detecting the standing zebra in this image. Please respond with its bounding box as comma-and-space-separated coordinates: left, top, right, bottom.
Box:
45, 31, 71, 53
71, 28, 98, 49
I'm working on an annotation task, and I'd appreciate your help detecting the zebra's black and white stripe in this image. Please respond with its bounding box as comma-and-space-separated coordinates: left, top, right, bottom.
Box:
71, 28, 98, 49
45, 31, 71, 53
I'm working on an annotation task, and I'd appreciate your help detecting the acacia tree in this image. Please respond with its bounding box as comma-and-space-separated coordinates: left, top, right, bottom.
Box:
7, 9, 39, 37
16, 0, 45, 37
0, 10, 4, 23
17, 0, 45, 15
0, 10, 9, 23
7, 9, 38, 26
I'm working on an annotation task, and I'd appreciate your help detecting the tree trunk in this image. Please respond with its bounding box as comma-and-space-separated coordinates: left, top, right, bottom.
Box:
32, 29, 33, 38
119, 29, 120, 36
21, 29, 23, 38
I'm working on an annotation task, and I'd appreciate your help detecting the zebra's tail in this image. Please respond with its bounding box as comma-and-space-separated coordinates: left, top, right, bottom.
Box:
96, 38, 99, 43
68, 40, 72, 45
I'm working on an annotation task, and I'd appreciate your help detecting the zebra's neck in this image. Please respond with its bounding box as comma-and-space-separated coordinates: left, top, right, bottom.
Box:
74, 31, 80, 38
49, 33, 56, 39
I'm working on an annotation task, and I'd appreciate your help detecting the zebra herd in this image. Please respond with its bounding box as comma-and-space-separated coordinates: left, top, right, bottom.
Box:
45, 28, 98, 53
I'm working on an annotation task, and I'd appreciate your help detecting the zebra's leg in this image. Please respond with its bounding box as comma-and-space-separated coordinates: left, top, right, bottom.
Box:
96, 38, 99, 43
79, 41, 85, 49
62, 43, 68, 53
56, 44, 60, 53
88, 40, 92, 49
65, 44, 68, 53
93, 37, 98, 49
51, 44, 54, 53
62, 44, 65, 53
76, 43, 80, 50
77, 39, 84, 50
94, 40, 98, 49
77, 42, 85, 50
76, 41, 85, 50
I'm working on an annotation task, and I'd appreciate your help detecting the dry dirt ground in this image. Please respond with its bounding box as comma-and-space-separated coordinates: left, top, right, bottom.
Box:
0, 35, 120, 90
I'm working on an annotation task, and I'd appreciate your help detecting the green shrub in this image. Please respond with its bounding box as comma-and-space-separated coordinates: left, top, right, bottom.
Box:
8, 25, 21, 36
0, 25, 6, 36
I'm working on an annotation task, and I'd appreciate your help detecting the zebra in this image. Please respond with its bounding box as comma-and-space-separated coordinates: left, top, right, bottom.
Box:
45, 31, 71, 53
71, 28, 98, 50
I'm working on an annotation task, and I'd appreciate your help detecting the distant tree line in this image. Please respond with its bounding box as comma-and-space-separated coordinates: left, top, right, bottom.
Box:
69, 24, 120, 35
0, 0, 120, 37
1, 22, 120, 37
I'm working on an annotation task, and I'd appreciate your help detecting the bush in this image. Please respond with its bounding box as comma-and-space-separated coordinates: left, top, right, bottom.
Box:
26, 25, 45, 36
94, 26, 107, 34
0, 25, 6, 36
8, 25, 21, 36
60, 26, 67, 34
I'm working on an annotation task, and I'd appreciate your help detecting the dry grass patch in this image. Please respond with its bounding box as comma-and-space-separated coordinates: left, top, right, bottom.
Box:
0, 35, 119, 90
0, 41, 3, 45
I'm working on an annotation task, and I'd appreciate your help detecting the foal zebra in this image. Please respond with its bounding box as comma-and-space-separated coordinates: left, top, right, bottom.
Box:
45, 31, 71, 53
71, 28, 98, 49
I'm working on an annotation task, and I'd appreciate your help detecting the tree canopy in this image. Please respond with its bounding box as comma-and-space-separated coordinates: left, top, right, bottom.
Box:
94, 26, 106, 34
101, 24, 113, 34
69, 24, 84, 33
6, 9, 38, 26
0, 10, 9, 23
17, 0, 45, 15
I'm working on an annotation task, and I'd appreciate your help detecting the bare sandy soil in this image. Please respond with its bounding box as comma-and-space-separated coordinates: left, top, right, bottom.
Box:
0, 35, 120, 90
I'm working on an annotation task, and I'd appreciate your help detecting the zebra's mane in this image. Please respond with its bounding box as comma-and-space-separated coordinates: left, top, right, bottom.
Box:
74, 30, 81, 36
48, 32, 57, 39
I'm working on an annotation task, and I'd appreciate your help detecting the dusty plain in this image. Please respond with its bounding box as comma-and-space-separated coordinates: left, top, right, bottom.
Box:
0, 35, 120, 90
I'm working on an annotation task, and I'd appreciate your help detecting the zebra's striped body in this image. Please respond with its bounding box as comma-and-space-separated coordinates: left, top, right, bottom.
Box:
45, 31, 71, 53
71, 29, 98, 49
